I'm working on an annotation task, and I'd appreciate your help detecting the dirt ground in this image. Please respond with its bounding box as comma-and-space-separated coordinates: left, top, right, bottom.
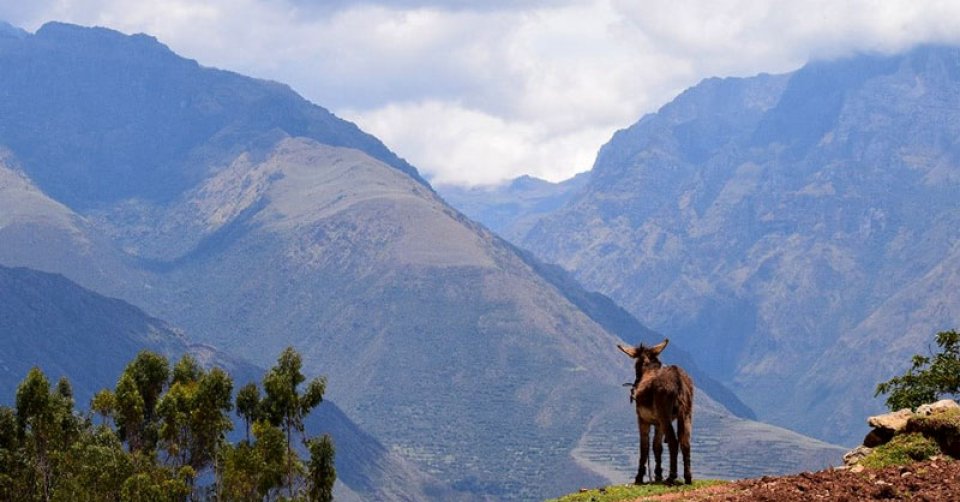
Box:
639, 457, 960, 501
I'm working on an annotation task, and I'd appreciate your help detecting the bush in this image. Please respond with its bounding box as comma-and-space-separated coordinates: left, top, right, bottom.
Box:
876, 330, 960, 411
860, 433, 941, 468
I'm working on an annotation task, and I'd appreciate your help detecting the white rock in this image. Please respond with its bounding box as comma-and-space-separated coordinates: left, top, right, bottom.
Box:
867, 408, 914, 432
916, 399, 959, 417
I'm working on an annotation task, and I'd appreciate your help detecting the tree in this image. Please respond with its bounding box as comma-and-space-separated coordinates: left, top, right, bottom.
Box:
16, 367, 57, 500
876, 330, 960, 410
155, 355, 234, 501
220, 420, 287, 500
261, 347, 327, 498
307, 434, 336, 502
125, 351, 170, 423
13, 368, 86, 502
114, 372, 146, 452
2, 347, 334, 500
113, 351, 170, 453
90, 389, 116, 427
0, 406, 24, 499
235, 383, 261, 444
53, 424, 132, 501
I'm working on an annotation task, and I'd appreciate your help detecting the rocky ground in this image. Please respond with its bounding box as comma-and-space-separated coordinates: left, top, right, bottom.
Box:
639, 457, 959, 501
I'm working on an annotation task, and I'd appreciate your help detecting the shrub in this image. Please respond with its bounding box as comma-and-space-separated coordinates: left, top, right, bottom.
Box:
876, 330, 960, 411
860, 433, 941, 468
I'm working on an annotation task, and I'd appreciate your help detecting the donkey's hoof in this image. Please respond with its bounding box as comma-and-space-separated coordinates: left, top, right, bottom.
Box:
684, 476, 693, 485
664, 476, 678, 486
633, 476, 645, 486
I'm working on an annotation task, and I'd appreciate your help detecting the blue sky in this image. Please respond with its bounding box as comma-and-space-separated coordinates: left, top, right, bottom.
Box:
3, 0, 960, 187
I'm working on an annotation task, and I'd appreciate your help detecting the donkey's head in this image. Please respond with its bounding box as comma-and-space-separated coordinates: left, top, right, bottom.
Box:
618, 339, 669, 380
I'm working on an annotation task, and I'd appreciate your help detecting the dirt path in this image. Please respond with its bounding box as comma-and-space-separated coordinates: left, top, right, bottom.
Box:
635, 457, 959, 501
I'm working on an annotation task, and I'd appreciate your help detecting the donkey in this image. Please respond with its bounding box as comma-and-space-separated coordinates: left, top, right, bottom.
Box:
618, 339, 694, 485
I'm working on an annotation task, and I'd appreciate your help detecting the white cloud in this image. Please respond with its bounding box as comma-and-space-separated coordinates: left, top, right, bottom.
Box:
4, 0, 960, 186
343, 101, 609, 186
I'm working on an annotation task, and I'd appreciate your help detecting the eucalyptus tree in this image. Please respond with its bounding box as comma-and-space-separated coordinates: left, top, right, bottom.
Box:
235, 382, 261, 444
113, 351, 170, 453
307, 434, 336, 502
261, 347, 327, 498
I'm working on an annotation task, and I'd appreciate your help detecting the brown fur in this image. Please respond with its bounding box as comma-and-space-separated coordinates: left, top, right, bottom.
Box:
618, 339, 694, 485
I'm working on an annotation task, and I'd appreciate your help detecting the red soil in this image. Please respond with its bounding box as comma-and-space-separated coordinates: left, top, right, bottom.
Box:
637, 457, 959, 501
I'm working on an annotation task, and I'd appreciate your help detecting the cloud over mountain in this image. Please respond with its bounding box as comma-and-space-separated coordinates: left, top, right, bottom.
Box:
7, 1, 960, 186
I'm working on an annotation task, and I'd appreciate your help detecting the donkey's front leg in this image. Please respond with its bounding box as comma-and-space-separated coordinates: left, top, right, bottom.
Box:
635, 421, 650, 485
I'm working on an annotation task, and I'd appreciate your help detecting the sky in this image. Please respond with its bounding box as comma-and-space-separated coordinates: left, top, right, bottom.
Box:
3, 0, 960, 187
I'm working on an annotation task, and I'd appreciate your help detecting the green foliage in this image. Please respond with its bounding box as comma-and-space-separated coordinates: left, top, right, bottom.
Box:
16, 367, 53, 435
15, 367, 85, 501
91, 389, 116, 425
261, 347, 326, 431
114, 372, 146, 451
235, 382, 261, 443
156, 355, 233, 473
0, 348, 334, 501
909, 408, 960, 435
547, 480, 726, 502
51, 426, 132, 501
860, 433, 941, 468
119, 464, 191, 502
307, 434, 336, 502
221, 441, 262, 501
261, 347, 327, 498
876, 330, 960, 411
125, 351, 170, 422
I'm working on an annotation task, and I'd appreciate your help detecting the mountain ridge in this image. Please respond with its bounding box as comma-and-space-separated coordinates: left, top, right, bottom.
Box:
0, 21, 427, 210
508, 44, 960, 446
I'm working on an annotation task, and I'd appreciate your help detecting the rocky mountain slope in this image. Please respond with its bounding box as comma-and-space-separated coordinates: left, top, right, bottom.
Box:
0, 22, 847, 498
0, 264, 455, 501
510, 45, 960, 446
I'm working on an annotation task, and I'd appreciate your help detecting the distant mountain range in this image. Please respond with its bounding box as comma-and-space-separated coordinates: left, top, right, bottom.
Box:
0, 21, 846, 498
458, 45, 960, 447
438, 173, 589, 243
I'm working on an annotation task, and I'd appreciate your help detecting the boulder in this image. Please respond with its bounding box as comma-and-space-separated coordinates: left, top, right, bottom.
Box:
868, 409, 914, 433
916, 399, 960, 417
842, 445, 873, 466
863, 428, 894, 448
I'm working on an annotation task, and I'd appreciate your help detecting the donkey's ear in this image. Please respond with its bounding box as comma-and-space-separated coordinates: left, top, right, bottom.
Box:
617, 344, 639, 358
650, 339, 669, 355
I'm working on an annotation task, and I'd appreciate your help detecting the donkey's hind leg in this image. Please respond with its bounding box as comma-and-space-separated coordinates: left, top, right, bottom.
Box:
678, 413, 693, 484
661, 420, 679, 485
652, 426, 663, 482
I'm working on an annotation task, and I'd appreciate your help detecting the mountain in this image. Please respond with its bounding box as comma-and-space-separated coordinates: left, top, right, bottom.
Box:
0, 21, 26, 39
0, 264, 187, 403
512, 46, 960, 446
0, 264, 458, 501
0, 22, 847, 498
0, 152, 136, 291
437, 173, 589, 243
0, 21, 425, 212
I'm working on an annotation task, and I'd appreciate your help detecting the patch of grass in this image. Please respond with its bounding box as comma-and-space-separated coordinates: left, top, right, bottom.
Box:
547, 480, 726, 502
910, 408, 960, 433
860, 433, 941, 468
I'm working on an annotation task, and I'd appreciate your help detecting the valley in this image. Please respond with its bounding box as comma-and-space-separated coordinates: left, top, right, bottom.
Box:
3, 19, 956, 500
